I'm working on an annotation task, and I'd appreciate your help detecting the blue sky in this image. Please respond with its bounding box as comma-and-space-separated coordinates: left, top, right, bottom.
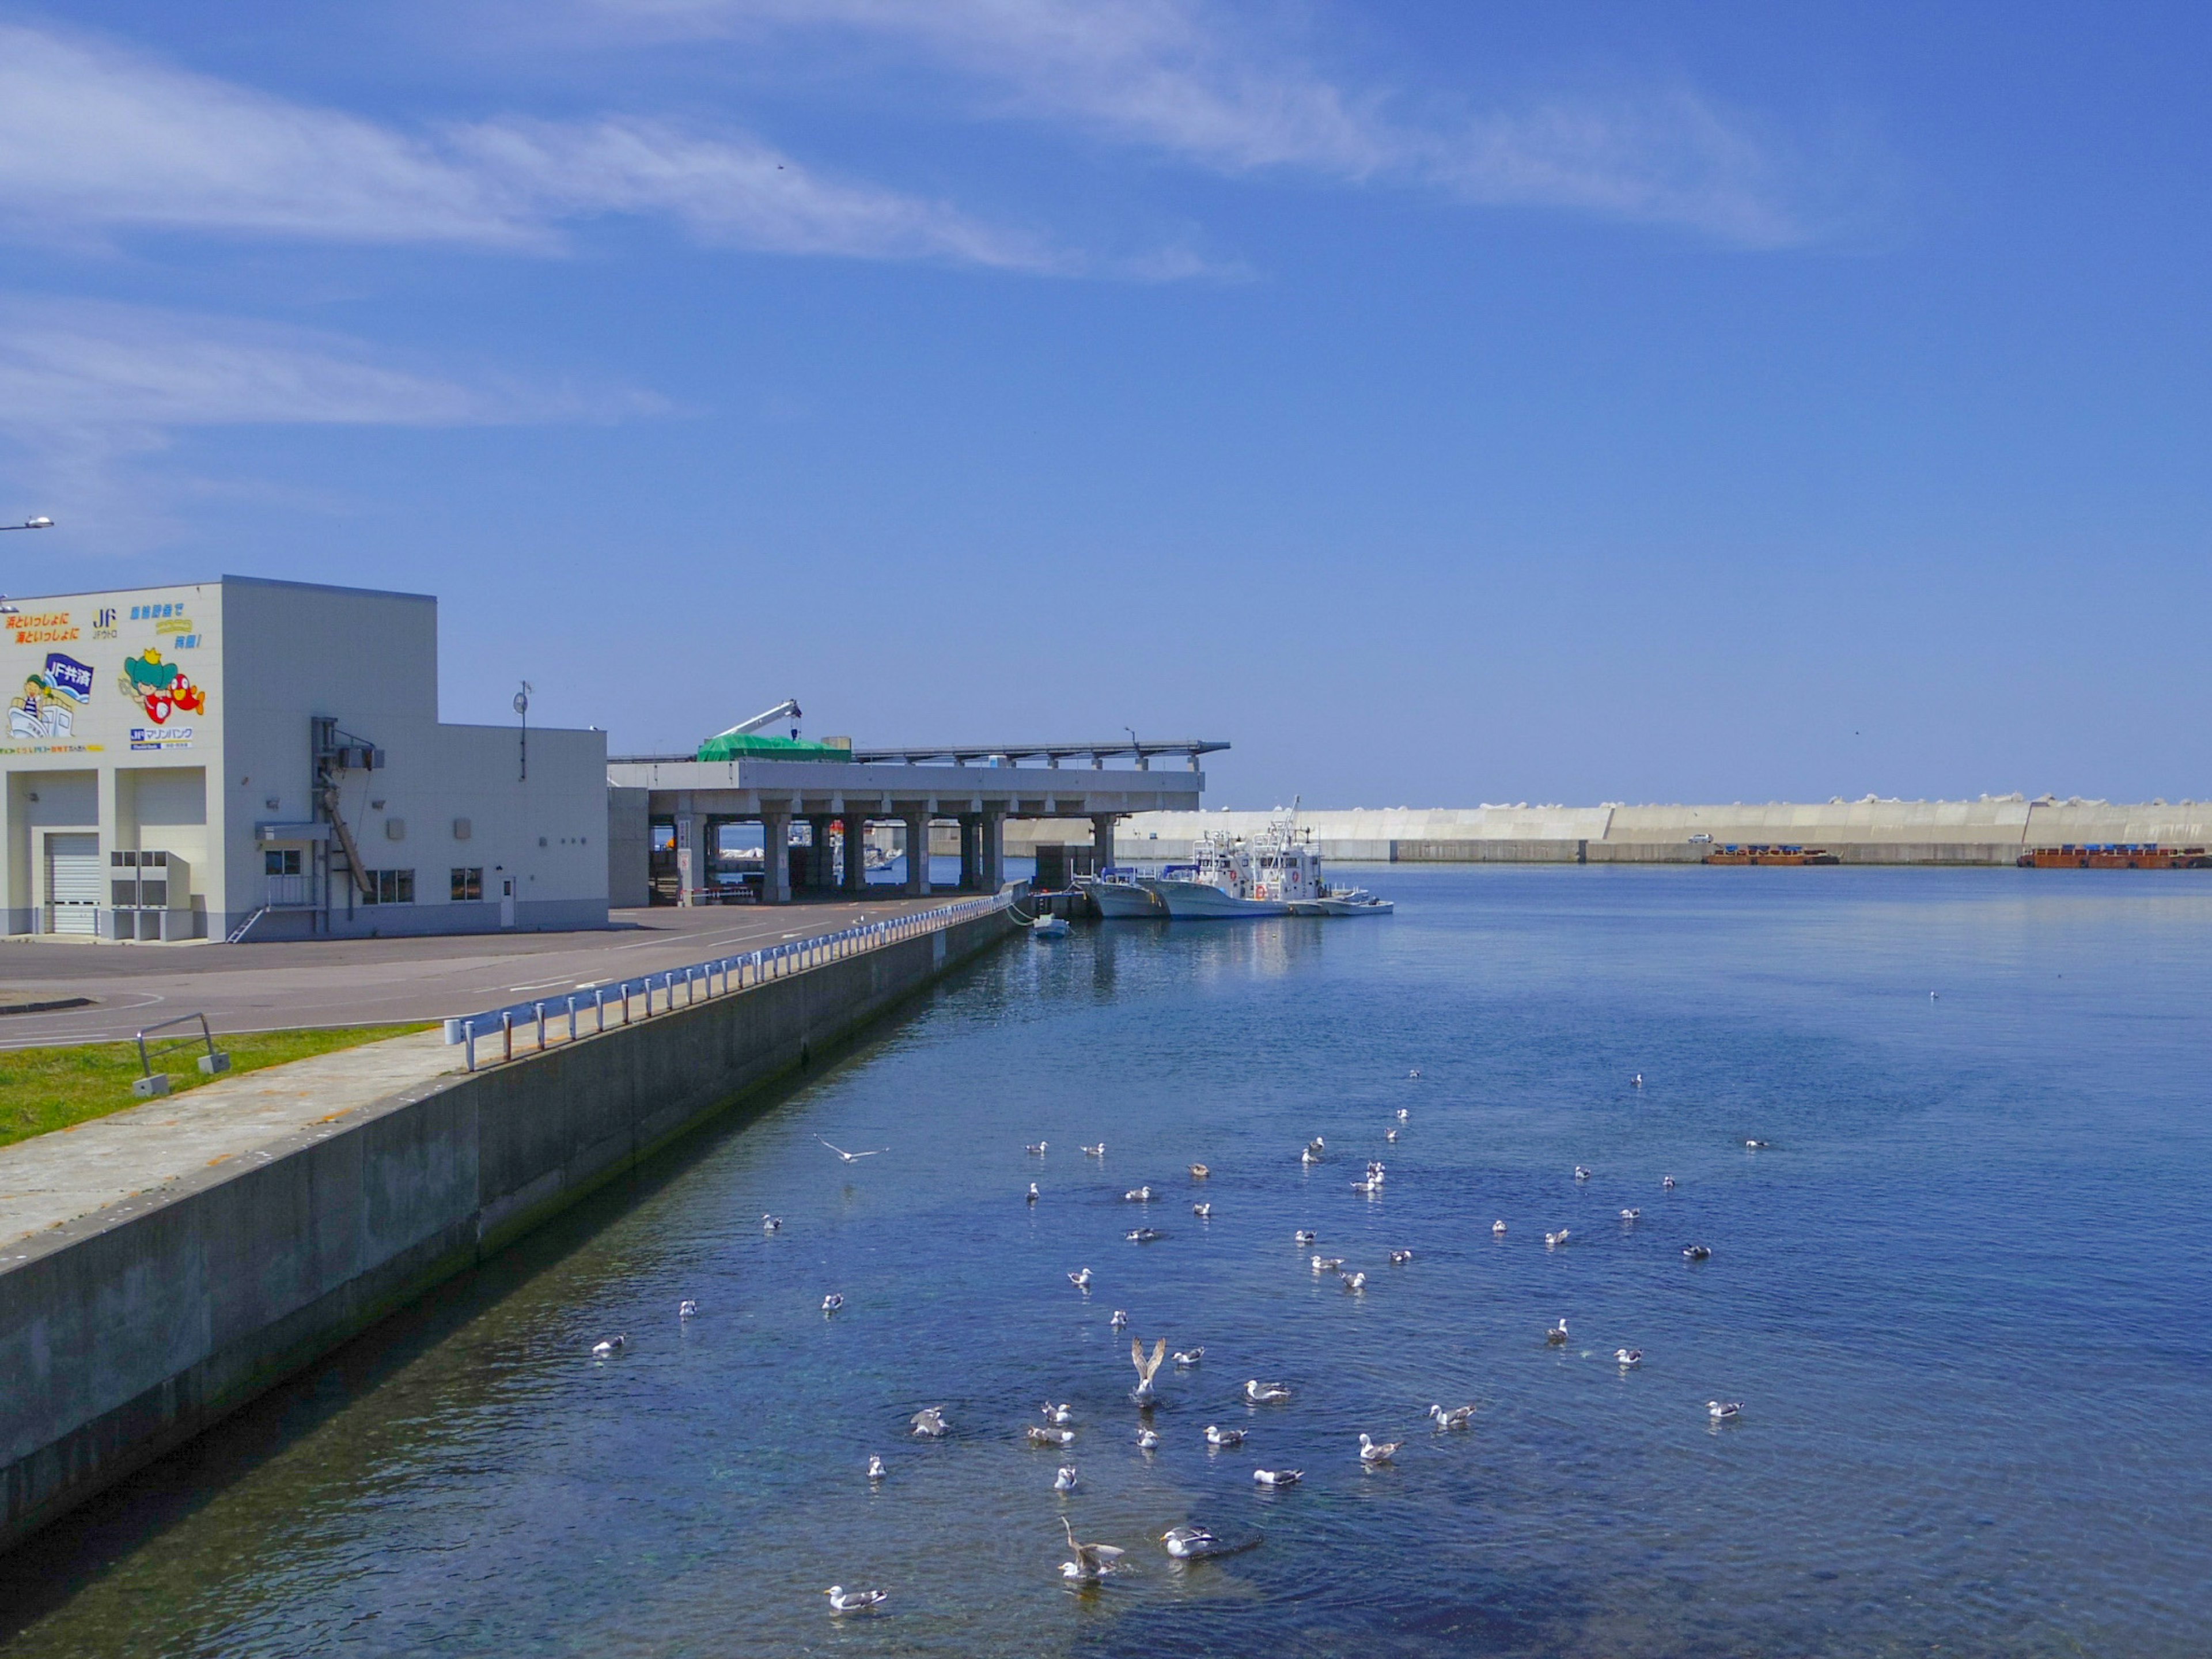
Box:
2, 2, 2207, 808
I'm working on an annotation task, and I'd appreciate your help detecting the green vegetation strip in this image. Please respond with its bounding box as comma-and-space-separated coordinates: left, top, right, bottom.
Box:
0, 1025, 433, 1151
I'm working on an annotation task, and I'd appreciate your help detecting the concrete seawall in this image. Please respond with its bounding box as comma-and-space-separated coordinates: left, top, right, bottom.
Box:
0, 904, 1017, 1552
1002, 797, 2212, 865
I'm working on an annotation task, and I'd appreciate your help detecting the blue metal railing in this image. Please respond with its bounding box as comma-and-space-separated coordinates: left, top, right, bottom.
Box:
442, 892, 1011, 1071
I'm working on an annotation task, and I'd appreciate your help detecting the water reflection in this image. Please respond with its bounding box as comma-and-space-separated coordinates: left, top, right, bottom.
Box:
7, 869, 2212, 1657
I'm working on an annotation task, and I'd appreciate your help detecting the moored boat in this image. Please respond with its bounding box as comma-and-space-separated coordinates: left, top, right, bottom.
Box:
1080, 871, 1172, 919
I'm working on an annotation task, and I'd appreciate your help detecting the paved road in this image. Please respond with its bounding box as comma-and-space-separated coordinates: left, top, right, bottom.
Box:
0, 897, 956, 1048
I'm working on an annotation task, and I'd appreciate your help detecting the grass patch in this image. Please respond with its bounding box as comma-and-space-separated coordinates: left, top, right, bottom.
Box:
0, 1024, 433, 1150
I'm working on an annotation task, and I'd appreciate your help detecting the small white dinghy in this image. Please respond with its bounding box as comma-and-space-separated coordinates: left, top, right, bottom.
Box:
1031, 913, 1070, 938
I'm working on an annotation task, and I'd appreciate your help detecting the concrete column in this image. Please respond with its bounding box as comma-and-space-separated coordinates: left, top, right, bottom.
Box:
982, 810, 1006, 891
903, 813, 931, 896
1092, 813, 1118, 875
761, 811, 793, 904
842, 816, 869, 893
807, 816, 836, 891
957, 814, 981, 891
0, 774, 16, 935
97, 766, 124, 938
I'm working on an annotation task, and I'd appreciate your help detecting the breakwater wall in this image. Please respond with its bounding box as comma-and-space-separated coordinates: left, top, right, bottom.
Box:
0, 903, 1018, 1553
1003, 797, 2211, 865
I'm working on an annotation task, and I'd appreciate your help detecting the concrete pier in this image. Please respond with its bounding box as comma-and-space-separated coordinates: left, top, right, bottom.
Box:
0, 898, 1019, 1552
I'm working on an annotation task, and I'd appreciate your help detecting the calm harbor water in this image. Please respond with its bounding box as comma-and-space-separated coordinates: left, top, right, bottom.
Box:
6, 867, 2211, 1657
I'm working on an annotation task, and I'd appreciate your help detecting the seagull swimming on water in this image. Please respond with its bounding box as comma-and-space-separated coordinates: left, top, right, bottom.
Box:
1162, 1525, 1221, 1559
823, 1585, 887, 1615
1310, 1255, 1343, 1272
1041, 1402, 1075, 1426
1429, 1403, 1475, 1430
1131, 1336, 1167, 1402
1244, 1380, 1292, 1404
1060, 1518, 1125, 1581
1708, 1399, 1743, 1422
1109, 1309, 1128, 1328
1253, 1467, 1303, 1486
1389, 1248, 1415, 1265
1294, 1229, 1317, 1245
1126, 1226, 1163, 1243
1027, 1141, 1048, 1156
1683, 1244, 1712, 1262
821, 1293, 844, 1313
1492, 1219, 1508, 1236
1544, 1229, 1571, 1248
1301, 1147, 1320, 1166
1069, 1267, 1093, 1289
1631, 1073, 1643, 1088
1027, 1425, 1075, 1448
1054, 1465, 1079, 1492
1123, 1186, 1155, 1202
1619, 1208, 1641, 1222
1193, 1202, 1212, 1219
1340, 1270, 1367, 1291
1396, 1107, 1410, 1122
1082, 1142, 1105, 1157
677, 1299, 698, 1318
1661, 1176, 1676, 1190
1574, 1165, 1591, 1181
1546, 1318, 1569, 1346
1136, 1426, 1161, 1450
819, 1138, 888, 1163
1744, 1139, 1769, 1150
1203, 1425, 1245, 1448
1385, 1127, 1400, 1142
1615, 1348, 1643, 1368
910, 1406, 949, 1438
1173, 1347, 1203, 1366
590, 1335, 626, 1358
1027, 1183, 1040, 1203
762, 1214, 782, 1232
1189, 1163, 1210, 1179
867, 1455, 887, 1480
1358, 1433, 1401, 1465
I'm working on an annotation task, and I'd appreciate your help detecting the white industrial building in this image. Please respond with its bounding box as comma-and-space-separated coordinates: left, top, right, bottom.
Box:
1, 577, 607, 941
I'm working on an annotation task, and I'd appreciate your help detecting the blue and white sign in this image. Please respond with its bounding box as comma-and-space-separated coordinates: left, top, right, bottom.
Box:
44, 653, 93, 701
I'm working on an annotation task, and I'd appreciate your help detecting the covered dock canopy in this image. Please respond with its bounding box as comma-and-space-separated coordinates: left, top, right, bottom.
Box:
606, 750, 1217, 904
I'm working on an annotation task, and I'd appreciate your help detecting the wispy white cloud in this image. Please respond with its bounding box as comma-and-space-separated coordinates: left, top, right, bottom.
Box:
0, 20, 1056, 267
0, 297, 619, 430
0, 296, 658, 546
593, 0, 1821, 245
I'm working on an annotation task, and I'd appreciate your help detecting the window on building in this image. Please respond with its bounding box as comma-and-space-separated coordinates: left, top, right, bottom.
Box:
365, 869, 415, 904
451, 866, 483, 902
265, 849, 301, 876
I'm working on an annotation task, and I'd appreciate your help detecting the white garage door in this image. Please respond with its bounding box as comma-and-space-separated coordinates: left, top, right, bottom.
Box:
46, 834, 99, 934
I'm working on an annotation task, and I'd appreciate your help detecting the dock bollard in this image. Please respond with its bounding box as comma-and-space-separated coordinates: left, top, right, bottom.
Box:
595, 988, 605, 1032
464, 1019, 476, 1073
622, 985, 631, 1024
502, 1011, 513, 1063
567, 995, 578, 1043
535, 1002, 547, 1051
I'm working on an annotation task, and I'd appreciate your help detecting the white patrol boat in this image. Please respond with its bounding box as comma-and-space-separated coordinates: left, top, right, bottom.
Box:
1146, 812, 1322, 918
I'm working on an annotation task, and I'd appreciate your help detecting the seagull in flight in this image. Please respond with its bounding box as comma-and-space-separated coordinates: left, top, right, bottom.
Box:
1060, 1518, 1126, 1581
1130, 1336, 1167, 1402
820, 1138, 889, 1163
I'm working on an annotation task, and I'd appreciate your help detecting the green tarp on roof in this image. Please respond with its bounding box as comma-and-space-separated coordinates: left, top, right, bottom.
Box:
695, 732, 854, 763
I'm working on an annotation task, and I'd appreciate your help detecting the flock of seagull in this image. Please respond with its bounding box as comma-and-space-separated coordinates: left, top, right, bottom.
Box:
589, 1070, 1755, 1615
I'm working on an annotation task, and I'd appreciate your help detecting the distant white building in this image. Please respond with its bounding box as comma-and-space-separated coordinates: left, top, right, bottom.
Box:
1, 577, 606, 941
